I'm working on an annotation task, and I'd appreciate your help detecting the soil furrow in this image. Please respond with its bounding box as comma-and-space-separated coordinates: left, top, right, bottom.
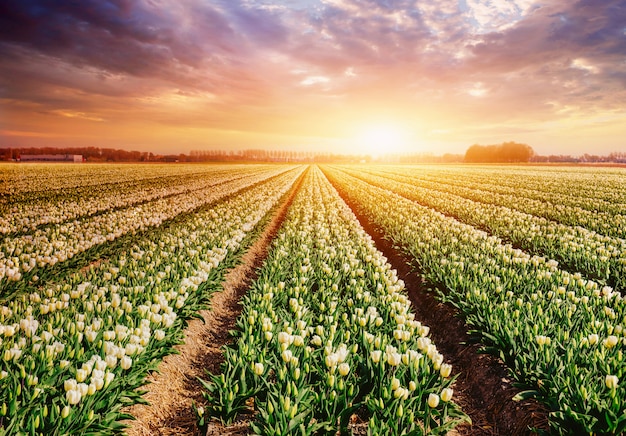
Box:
123, 168, 307, 436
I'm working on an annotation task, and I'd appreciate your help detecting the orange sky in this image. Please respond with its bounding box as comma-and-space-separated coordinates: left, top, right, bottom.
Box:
1, 0, 625, 156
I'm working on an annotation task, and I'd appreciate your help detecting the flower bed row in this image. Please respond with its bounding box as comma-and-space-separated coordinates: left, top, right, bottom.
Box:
0, 166, 295, 291
324, 166, 626, 435
0, 165, 269, 236
200, 166, 467, 435
380, 165, 626, 207
335, 165, 626, 290
0, 167, 304, 435
1, 163, 220, 197
362, 165, 626, 239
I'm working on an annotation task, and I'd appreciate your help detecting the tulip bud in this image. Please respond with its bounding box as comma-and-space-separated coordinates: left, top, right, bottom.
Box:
253, 362, 264, 376
76, 368, 87, 383
121, 356, 132, 370
387, 352, 401, 366
428, 393, 440, 408
337, 378, 345, 391
328, 374, 335, 388
391, 377, 400, 391
338, 363, 350, 377
605, 335, 618, 348
440, 363, 452, 378
606, 375, 619, 389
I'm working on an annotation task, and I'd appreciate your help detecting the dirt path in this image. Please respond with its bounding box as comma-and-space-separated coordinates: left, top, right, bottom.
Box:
323, 168, 549, 436
123, 170, 306, 436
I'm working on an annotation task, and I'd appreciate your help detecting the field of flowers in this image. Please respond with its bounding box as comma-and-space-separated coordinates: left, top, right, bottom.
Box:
0, 163, 304, 434
2, 162, 625, 435
199, 166, 467, 434
336, 166, 626, 290
323, 164, 626, 435
0, 164, 291, 296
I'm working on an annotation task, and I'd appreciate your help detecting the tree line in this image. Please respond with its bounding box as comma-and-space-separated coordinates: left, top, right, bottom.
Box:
464, 142, 625, 163
1, 147, 155, 162
2, 145, 624, 164
464, 142, 535, 163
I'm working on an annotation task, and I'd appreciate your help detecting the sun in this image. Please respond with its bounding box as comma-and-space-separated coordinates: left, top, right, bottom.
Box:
354, 124, 410, 157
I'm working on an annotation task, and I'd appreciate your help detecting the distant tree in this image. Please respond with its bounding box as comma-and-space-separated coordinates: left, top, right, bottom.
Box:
464, 141, 534, 163
442, 153, 464, 163
500, 141, 534, 162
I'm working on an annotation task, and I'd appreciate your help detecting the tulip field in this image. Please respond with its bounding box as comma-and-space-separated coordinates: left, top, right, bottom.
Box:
1, 162, 625, 435
323, 164, 626, 435
0, 163, 304, 434
198, 166, 467, 435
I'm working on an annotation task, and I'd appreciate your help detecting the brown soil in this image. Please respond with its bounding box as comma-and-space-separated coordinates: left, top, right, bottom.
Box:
323, 168, 550, 436
123, 169, 306, 436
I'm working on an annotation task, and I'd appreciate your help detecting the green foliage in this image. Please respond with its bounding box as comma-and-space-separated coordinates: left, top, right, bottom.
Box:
325, 164, 626, 435
201, 167, 469, 434
0, 166, 304, 435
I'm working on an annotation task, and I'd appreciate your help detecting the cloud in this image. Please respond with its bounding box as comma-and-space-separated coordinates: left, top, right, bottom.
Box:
0, 130, 65, 138
463, 0, 626, 115
0, 0, 291, 96
50, 110, 106, 122
0, 0, 624, 154
300, 76, 331, 86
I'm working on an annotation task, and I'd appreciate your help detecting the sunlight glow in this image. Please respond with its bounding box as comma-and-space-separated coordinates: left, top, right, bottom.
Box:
354, 124, 411, 157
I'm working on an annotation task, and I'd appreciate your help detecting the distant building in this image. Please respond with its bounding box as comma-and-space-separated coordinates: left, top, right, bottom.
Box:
19, 154, 84, 162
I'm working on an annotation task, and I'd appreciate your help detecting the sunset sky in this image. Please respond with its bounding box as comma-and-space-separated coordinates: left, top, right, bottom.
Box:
1, 0, 625, 156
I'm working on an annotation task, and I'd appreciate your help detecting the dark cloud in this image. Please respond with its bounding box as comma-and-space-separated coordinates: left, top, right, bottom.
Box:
0, 0, 290, 86
469, 0, 626, 67
458, 0, 626, 116
0, 1, 165, 72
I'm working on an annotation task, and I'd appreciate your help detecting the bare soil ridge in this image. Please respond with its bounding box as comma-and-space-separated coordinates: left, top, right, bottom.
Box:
124, 169, 307, 436
322, 166, 548, 436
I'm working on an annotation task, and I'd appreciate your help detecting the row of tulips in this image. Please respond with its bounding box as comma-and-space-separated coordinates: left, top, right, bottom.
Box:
1, 165, 271, 236
200, 166, 468, 435
0, 166, 295, 291
359, 165, 626, 239
0, 167, 304, 435
323, 166, 626, 435
383, 165, 626, 207
335, 166, 626, 291
1, 163, 219, 197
